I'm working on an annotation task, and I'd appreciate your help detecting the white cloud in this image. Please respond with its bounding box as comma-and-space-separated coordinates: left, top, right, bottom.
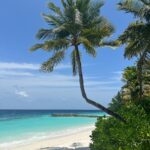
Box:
0, 62, 70, 70
113, 71, 123, 75
0, 62, 40, 70
0, 62, 71, 77
0, 62, 122, 89
0, 72, 121, 90
15, 90, 29, 98
0, 70, 33, 76
110, 71, 123, 81
0, 63, 123, 108
0, 62, 122, 102
56, 64, 70, 69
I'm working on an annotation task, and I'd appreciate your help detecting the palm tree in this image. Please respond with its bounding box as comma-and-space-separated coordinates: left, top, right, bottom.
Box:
120, 65, 150, 102
30, 0, 125, 123
118, 0, 150, 22
108, 92, 124, 112
118, 0, 150, 100
121, 66, 140, 101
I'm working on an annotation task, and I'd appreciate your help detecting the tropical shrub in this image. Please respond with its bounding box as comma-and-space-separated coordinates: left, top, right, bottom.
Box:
90, 104, 150, 150
138, 97, 150, 114
108, 92, 124, 112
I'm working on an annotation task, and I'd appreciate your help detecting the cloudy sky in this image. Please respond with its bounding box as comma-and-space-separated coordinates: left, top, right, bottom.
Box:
0, 0, 135, 109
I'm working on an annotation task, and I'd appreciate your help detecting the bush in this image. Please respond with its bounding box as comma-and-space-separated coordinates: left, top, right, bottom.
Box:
138, 97, 150, 114
90, 104, 150, 150
108, 92, 124, 112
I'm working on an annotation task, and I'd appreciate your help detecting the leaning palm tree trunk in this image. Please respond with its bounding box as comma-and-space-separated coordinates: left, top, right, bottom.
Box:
75, 45, 126, 123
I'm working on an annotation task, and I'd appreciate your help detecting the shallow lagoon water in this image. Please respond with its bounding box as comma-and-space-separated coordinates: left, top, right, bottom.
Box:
0, 110, 105, 147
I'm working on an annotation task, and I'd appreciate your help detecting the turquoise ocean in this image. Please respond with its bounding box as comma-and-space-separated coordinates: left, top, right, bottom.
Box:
0, 110, 105, 148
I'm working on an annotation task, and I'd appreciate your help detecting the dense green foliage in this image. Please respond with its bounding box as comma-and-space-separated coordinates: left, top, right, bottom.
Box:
90, 65, 150, 150
138, 97, 150, 114
90, 104, 150, 150
108, 92, 124, 112
121, 66, 150, 101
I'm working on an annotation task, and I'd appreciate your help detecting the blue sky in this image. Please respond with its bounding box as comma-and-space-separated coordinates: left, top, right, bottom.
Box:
0, 0, 135, 109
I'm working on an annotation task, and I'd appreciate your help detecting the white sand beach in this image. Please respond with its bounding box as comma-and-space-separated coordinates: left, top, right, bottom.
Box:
2, 126, 94, 150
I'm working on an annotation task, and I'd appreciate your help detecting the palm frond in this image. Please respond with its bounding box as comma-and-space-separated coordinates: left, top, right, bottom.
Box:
118, 22, 150, 59
66, 0, 75, 6
141, 0, 150, 5
78, 37, 96, 57
124, 41, 145, 59
81, 21, 114, 46
61, 0, 67, 8
42, 13, 63, 26
36, 25, 70, 40
76, 0, 90, 12
118, 0, 144, 18
30, 44, 44, 51
79, 1, 104, 28
30, 39, 69, 52
36, 29, 53, 40
41, 50, 65, 72
118, 22, 145, 43
118, 0, 150, 22
48, 2, 62, 16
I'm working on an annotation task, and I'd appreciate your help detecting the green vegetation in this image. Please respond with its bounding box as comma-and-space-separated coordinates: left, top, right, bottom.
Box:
121, 66, 150, 102
90, 104, 150, 150
118, 0, 150, 100
90, 66, 150, 149
90, 0, 150, 149
90, 66, 150, 150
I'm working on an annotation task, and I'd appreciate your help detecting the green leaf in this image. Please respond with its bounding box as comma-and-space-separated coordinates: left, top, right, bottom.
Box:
30, 44, 44, 51
78, 37, 96, 57
41, 50, 65, 72
48, 2, 62, 16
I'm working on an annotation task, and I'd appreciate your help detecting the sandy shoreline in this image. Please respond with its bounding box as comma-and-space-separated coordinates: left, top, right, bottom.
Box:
2, 125, 95, 150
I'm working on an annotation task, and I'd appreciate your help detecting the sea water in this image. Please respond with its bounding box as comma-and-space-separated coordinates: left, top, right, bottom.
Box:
0, 110, 105, 148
